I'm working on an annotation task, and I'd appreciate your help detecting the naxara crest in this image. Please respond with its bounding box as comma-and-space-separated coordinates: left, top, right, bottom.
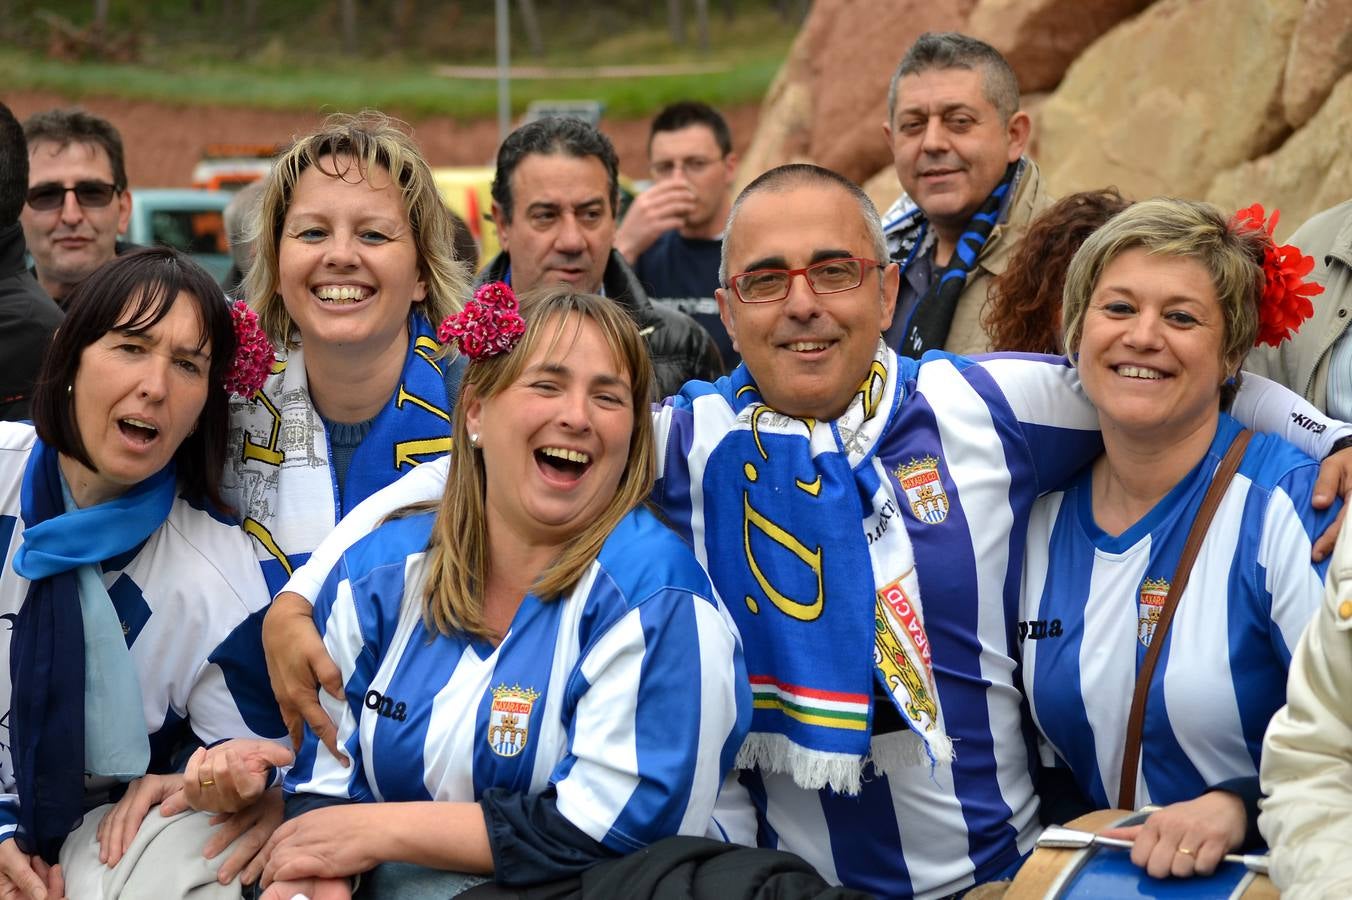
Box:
1138, 577, 1169, 646
894, 456, 949, 524
488, 684, 539, 757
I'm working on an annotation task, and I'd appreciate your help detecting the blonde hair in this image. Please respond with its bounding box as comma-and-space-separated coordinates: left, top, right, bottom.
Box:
1062, 197, 1265, 405
245, 111, 470, 347
419, 287, 657, 639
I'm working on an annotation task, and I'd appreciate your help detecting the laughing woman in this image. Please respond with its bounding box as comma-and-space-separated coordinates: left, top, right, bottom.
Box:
0, 249, 288, 899
1020, 199, 1336, 879
224, 112, 472, 598
260, 287, 749, 900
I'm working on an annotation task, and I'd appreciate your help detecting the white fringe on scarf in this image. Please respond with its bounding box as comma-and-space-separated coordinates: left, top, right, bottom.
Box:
738, 729, 956, 796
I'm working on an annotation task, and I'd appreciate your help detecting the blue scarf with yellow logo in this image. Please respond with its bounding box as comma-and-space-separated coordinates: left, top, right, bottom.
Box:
660, 340, 950, 794
223, 314, 454, 593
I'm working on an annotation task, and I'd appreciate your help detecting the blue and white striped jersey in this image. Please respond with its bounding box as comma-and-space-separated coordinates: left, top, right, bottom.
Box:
653, 351, 1108, 900
1020, 415, 1335, 810
277, 356, 1350, 900
285, 506, 751, 854
0, 423, 286, 842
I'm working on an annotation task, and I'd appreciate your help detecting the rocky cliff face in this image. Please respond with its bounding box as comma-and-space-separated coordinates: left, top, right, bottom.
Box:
742, 0, 1352, 238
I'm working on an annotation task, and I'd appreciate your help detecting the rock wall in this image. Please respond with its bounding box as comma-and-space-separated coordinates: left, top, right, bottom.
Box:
745, 0, 1352, 239
733, 0, 978, 192
1037, 0, 1301, 200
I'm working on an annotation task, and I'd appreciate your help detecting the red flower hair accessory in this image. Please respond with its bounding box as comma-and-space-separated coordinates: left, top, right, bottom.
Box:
1232, 204, 1323, 347
225, 300, 274, 399
437, 281, 526, 360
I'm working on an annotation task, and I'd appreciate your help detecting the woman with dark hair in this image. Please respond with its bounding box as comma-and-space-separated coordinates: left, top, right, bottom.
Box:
985, 188, 1130, 353
260, 286, 749, 900
0, 248, 288, 899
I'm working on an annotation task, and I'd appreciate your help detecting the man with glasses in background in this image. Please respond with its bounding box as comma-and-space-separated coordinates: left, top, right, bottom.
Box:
20, 108, 133, 306
616, 100, 739, 369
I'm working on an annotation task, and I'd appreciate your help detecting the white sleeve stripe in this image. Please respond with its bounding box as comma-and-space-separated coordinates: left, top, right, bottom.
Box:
1260, 487, 1326, 653
293, 578, 365, 798
974, 356, 1099, 431
555, 609, 646, 843
678, 598, 742, 835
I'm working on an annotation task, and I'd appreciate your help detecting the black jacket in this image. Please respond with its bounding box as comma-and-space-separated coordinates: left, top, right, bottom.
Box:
479, 250, 724, 401
0, 223, 63, 421
461, 836, 873, 900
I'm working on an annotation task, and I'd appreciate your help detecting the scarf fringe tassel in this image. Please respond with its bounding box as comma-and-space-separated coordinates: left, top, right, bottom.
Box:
737, 729, 956, 796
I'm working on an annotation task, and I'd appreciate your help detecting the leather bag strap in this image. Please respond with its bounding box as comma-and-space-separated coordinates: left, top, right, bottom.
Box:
1116, 429, 1253, 810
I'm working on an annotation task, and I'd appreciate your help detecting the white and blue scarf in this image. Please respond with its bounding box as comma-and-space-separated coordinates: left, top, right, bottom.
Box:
664, 341, 950, 794
224, 315, 453, 591
885, 159, 1026, 357
10, 439, 173, 860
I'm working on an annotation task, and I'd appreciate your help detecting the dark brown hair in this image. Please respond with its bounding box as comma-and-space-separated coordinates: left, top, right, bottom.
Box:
31, 248, 237, 509
985, 188, 1131, 354
22, 107, 128, 191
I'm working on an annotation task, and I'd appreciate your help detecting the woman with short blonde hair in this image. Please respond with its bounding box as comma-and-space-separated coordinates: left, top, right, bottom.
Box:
1021, 198, 1334, 881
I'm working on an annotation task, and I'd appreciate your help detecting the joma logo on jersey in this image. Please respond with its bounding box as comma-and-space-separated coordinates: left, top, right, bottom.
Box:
1138, 577, 1169, 646
488, 684, 540, 757
1017, 619, 1063, 641
894, 456, 949, 524
364, 689, 407, 722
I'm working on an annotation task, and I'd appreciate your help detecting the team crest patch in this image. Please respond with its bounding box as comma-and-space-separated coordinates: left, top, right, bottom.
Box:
1138, 577, 1169, 646
894, 456, 949, 524
488, 684, 539, 757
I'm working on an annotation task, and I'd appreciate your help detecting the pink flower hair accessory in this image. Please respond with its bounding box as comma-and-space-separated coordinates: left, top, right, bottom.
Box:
437, 281, 526, 360
224, 300, 274, 399
1231, 203, 1324, 348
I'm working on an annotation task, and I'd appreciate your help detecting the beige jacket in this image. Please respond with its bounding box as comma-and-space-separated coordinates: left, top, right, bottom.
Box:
1246, 199, 1352, 413
1259, 520, 1352, 898
945, 159, 1054, 355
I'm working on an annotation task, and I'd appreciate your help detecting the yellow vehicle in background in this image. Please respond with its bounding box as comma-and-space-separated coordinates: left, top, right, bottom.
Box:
432, 166, 499, 272
432, 165, 638, 274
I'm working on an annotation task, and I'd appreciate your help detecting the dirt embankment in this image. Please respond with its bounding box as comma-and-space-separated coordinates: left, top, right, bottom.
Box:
3, 91, 762, 187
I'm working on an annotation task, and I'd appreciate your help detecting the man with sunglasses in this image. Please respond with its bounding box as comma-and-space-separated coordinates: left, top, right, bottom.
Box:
20, 108, 133, 305
617, 101, 739, 369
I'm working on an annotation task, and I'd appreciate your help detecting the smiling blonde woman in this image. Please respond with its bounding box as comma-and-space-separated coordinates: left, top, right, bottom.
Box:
223, 112, 472, 599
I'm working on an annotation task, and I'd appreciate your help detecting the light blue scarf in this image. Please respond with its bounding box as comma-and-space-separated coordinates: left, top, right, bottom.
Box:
60, 478, 152, 780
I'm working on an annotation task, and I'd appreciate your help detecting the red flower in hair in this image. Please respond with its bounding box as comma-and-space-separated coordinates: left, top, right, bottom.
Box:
1231, 204, 1323, 348
438, 281, 526, 360
225, 301, 274, 399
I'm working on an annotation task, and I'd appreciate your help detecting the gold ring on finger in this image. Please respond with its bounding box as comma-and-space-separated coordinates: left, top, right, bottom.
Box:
199, 778, 215, 788
1177, 847, 1194, 856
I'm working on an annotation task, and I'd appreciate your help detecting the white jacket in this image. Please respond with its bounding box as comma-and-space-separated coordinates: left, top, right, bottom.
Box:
1259, 519, 1352, 898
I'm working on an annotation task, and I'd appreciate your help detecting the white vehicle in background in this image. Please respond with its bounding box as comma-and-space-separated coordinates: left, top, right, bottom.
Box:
191, 143, 283, 192
124, 188, 232, 284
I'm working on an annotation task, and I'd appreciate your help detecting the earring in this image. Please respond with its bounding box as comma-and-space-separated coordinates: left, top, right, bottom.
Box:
67, 384, 73, 395
469, 432, 480, 448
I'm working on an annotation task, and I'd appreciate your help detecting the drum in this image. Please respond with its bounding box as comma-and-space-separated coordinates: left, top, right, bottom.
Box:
1006, 811, 1279, 899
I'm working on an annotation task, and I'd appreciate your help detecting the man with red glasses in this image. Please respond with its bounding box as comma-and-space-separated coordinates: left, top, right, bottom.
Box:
20, 108, 133, 306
